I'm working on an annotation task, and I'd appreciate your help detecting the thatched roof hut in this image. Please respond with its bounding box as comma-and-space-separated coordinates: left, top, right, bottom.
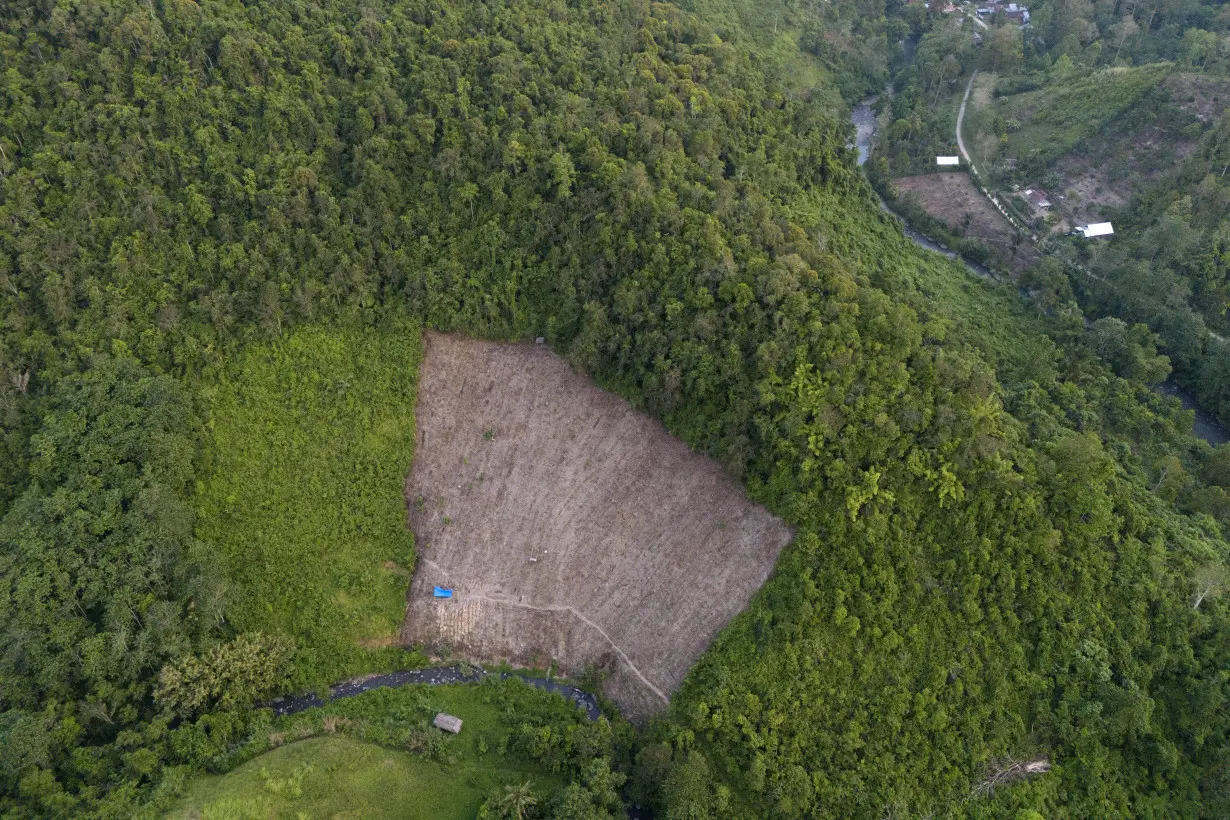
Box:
433, 712, 463, 734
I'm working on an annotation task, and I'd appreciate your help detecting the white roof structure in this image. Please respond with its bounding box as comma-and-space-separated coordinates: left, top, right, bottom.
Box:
936, 156, 960, 166
1075, 222, 1114, 238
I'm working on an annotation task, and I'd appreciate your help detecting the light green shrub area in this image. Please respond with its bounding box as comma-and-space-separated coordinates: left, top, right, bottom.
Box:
195, 322, 424, 688
1001, 64, 1171, 164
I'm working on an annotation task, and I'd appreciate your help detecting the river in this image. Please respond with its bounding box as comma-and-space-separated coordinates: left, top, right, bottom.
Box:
848, 102, 1229, 446
268, 664, 601, 720
851, 98, 994, 279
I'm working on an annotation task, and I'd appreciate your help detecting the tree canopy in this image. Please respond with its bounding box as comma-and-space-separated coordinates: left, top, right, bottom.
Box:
0, 0, 1227, 817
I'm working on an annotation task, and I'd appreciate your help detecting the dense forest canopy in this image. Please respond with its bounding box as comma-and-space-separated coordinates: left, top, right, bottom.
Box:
0, 0, 1229, 817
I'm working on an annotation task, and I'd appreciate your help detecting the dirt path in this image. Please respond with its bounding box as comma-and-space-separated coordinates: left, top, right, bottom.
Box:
418, 557, 669, 703
957, 69, 978, 171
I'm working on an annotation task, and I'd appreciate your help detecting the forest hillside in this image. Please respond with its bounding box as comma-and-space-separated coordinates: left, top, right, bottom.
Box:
0, 1, 1228, 818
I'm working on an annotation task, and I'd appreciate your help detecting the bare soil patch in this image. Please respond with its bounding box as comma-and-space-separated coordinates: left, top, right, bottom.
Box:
400, 333, 792, 721
1050, 125, 1200, 226
1164, 72, 1230, 123
893, 173, 1037, 270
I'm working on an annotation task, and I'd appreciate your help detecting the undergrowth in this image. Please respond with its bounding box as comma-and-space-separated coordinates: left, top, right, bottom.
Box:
195, 320, 424, 689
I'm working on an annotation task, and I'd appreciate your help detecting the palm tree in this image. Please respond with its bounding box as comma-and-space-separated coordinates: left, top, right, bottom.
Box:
493, 781, 537, 820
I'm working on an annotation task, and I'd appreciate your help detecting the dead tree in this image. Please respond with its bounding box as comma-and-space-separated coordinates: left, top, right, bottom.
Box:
971, 757, 1051, 799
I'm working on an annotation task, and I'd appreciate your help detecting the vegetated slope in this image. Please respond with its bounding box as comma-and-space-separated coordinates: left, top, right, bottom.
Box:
994, 63, 1171, 174
169, 680, 582, 820
195, 324, 423, 688
970, 65, 1226, 227
2, 1, 1229, 818
401, 333, 791, 721
1046, 72, 1230, 225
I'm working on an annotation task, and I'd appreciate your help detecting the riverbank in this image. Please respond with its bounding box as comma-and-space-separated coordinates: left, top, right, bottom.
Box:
268, 664, 602, 720
849, 100, 1229, 446
852, 99, 996, 281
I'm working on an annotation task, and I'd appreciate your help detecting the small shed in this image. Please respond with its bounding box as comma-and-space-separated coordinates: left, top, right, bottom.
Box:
433, 712, 463, 734
432, 586, 453, 598
937, 156, 960, 166
1022, 188, 1051, 210
1075, 222, 1114, 238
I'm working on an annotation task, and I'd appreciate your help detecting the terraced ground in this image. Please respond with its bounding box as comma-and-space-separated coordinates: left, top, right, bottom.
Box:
400, 333, 793, 721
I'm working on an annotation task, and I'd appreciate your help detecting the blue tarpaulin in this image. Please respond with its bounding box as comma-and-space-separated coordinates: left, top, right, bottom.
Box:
433, 586, 453, 599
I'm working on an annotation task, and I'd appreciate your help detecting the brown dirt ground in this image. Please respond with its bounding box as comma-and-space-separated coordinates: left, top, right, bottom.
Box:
1043, 73, 1227, 225
893, 172, 1038, 270
1165, 72, 1230, 123
399, 333, 792, 722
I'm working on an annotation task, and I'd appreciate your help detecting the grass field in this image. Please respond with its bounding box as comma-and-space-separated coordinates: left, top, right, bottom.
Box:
997, 64, 1170, 167
195, 321, 424, 688
170, 681, 573, 819
171, 737, 480, 819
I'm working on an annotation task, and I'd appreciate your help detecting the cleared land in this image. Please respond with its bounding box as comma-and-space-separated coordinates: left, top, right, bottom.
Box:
1047, 72, 1230, 225
894, 173, 1037, 269
400, 333, 792, 721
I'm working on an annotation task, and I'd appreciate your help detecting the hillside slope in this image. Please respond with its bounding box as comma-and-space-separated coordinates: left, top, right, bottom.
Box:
0, 1, 1228, 818
401, 333, 791, 721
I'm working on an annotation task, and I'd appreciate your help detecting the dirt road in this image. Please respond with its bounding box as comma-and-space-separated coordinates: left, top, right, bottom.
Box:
957, 69, 978, 171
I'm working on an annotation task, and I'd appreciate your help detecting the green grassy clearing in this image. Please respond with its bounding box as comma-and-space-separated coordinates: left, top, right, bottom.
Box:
170, 681, 579, 819
195, 321, 424, 688
999, 64, 1170, 165
170, 736, 478, 819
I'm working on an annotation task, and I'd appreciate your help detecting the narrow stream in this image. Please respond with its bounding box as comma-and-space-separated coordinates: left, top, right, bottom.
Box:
851, 99, 994, 280
268, 664, 601, 720
849, 102, 1228, 446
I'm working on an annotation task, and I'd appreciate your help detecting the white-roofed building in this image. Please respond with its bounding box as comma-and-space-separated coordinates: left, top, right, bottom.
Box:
1074, 222, 1114, 238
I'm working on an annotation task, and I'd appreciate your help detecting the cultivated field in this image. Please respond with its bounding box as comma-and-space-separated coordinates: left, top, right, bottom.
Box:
400, 333, 792, 720
894, 172, 1037, 269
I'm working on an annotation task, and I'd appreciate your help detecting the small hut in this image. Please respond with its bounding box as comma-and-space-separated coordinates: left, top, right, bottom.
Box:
433, 713, 463, 734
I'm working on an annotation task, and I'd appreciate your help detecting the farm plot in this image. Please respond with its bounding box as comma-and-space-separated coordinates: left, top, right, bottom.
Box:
400, 333, 792, 721
894, 172, 1037, 270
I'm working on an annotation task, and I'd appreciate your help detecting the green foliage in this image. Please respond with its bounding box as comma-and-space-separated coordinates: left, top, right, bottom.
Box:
0, 0, 1228, 818
1086, 317, 1172, 385
155, 633, 295, 719
1000, 64, 1171, 172
0, 356, 223, 813
174, 678, 621, 819
479, 780, 540, 820
194, 323, 422, 689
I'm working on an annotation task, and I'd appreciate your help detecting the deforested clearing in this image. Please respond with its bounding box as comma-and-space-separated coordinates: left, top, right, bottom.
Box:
401, 333, 793, 721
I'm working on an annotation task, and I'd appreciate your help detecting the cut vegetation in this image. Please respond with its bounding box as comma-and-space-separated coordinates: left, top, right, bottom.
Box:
401, 333, 793, 721
893, 172, 1037, 270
